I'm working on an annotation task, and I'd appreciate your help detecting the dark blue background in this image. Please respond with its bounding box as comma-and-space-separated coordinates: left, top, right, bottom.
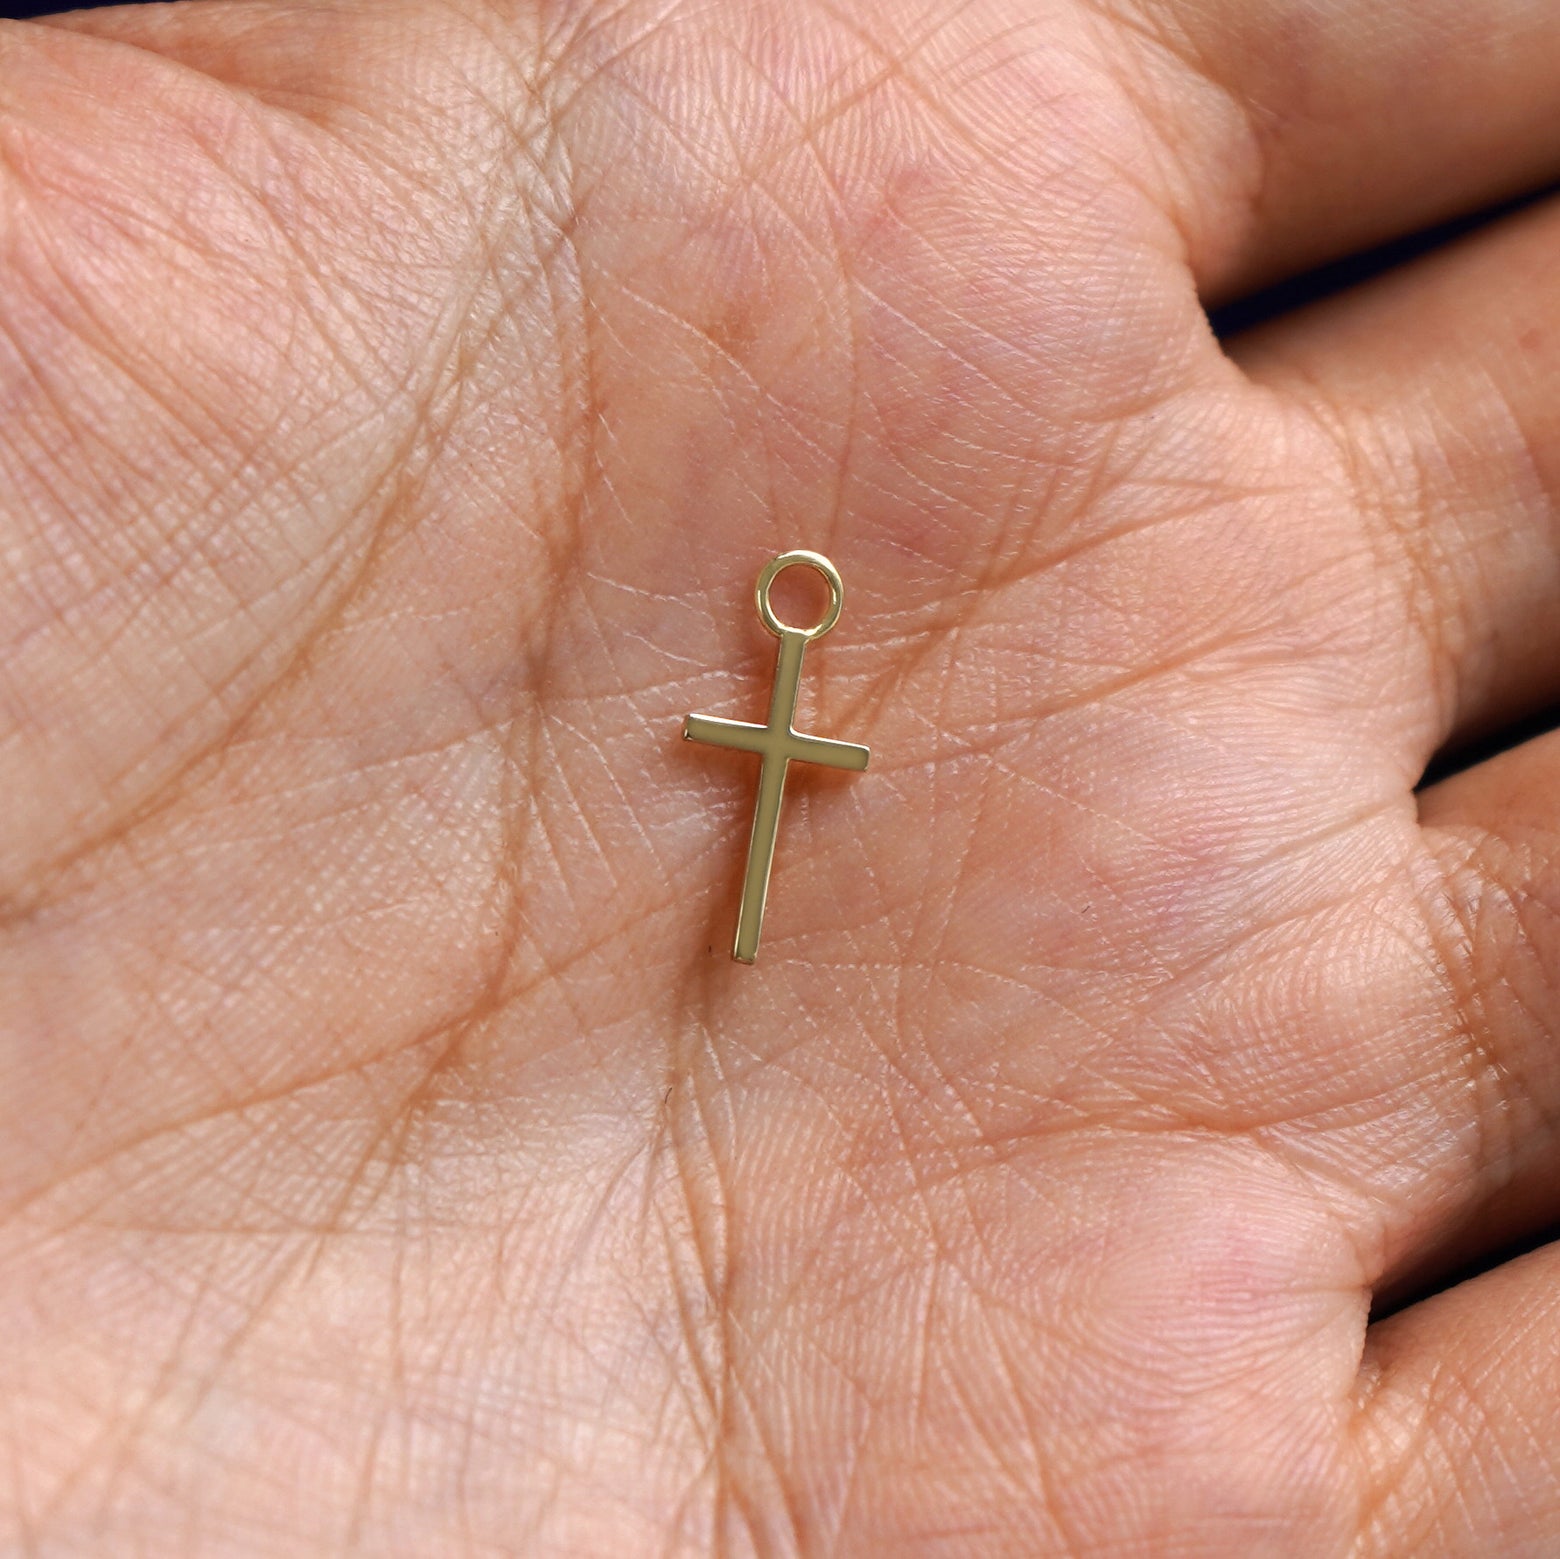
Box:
2, 1, 97, 14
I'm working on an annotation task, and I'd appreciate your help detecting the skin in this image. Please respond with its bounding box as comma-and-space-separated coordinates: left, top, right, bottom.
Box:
2, 0, 1560, 1550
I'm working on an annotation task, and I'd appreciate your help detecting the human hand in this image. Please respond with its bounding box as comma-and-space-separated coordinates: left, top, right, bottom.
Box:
3, 0, 1560, 1551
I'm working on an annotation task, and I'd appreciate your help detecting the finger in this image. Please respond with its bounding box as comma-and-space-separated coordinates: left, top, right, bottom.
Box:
1359, 1239, 1560, 1555
1363, 731, 1560, 1305
1230, 195, 1560, 762
1106, 0, 1560, 298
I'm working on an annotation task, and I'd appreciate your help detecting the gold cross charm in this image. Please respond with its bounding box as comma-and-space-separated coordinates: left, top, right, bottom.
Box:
684, 550, 870, 964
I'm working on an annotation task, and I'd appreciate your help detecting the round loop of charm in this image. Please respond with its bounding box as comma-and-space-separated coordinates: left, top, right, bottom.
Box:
756, 550, 845, 641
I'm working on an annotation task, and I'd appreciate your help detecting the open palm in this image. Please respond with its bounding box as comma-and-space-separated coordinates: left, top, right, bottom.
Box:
4, 0, 1560, 1551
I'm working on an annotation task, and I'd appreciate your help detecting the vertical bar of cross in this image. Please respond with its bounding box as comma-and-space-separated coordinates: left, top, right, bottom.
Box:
732, 630, 807, 963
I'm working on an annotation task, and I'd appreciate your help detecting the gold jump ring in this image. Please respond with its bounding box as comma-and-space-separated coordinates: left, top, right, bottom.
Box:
755, 550, 845, 641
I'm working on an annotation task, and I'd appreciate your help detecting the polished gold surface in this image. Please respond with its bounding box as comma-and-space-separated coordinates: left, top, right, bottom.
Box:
683, 551, 870, 963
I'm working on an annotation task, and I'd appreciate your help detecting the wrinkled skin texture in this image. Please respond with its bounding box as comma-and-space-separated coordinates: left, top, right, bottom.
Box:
4, 0, 1560, 1552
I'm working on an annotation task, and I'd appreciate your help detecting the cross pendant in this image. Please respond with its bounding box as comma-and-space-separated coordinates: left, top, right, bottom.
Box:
683, 551, 870, 964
